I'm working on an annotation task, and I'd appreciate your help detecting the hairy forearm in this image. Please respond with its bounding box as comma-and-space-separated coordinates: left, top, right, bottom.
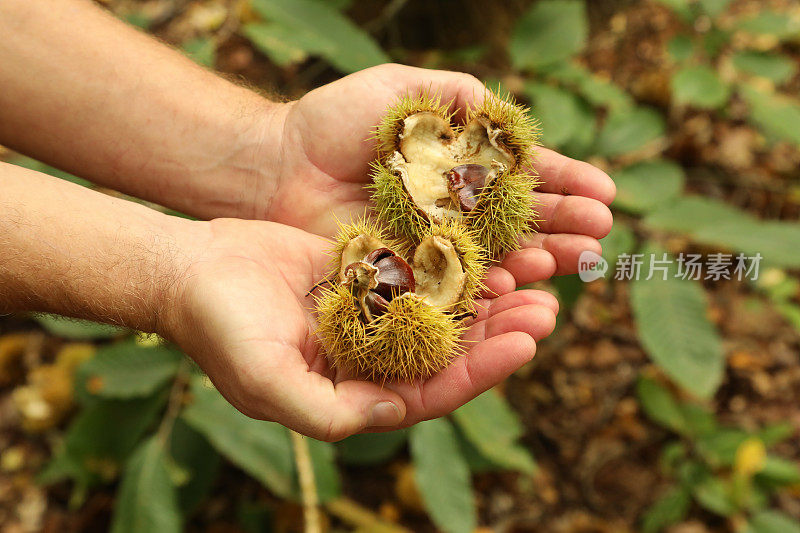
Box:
0, 0, 284, 220
0, 162, 205, 333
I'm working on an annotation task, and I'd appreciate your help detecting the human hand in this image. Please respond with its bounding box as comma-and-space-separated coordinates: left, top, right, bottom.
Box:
263, 64, 615, 286
163, 218, 559, 441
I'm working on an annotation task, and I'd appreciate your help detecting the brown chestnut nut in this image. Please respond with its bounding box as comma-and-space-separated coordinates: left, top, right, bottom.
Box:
446, 164, 491, 212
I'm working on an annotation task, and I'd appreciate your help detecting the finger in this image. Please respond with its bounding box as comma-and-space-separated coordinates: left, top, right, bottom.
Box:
497, 247, 557, 286
533, 193, 613, 238
532, 147, 616, 205
521, 233, 603, 276
464, 304, 556, 343
473, 289, 559, 321
481, 266, 516, 298
390, 331, 537, 423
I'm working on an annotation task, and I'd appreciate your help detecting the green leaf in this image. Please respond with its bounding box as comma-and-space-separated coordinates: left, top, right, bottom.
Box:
613, 160, 685, 214
697, 428, 748, 467
732, 51, 796, 84
303, 439, 341, 503
601, 224, 636, 267
168, 419, 221, 514
524, 82, 589, 147
630, 245, 725, 398
641, 485, 691, 533
644, 196, 800, 268
249, 0, 388, 73
745, 510, 800, 533
111, 437, 182, 533
451, 390, 536, 474
595, 107, 666, 157
667, 35, 695, 63
653, 0, 693, 21
757, 456, 800, 486
182, 37, 216, 67
509, 0, 588, 70
679, 403, 718, 437
672, 65, 730, 109
636, 377, 688, 434
181, 377, 294, 498
736, 11, 800, 40
241, 23, 312, 67
757, 422, 795, 446
337, 430, 408, 465
692, 474, 737, 516
34, 314, 125, 340
40, 391, 168, 493
76, 341, 183, 399
409, 419, 476, 533
740, 84, 800, 146
699, 0, 733, 17
544, 62, 633, 111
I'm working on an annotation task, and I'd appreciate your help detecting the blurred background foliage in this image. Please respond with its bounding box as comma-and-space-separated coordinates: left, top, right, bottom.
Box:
1, 0, 799, 532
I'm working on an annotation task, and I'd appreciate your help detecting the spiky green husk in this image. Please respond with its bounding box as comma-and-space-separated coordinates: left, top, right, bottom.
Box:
315, 287, 464, 382
467, 168, 541, 258
368, 160, 429, 243
373, 91, 454, 160
468, 90, 541, 168
328, 216, 403, 277
415, 221, 488, 311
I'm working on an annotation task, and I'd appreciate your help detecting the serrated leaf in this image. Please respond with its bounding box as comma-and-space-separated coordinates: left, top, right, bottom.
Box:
249, 0, 388, 73
699, 0, 733, 17
641, 485, 691, 533
736, 11, 800, 40
595, 107, 666, 157
181, 377, 294, 498
692, 474, 737, 516
111, 437, 182, 533
644, 196, 800, 268
35, 314, 125, 340
613, 160, 685, 214
672, 66, 730, 109
630, 245, 724, 398
509, 0, 588, 70
337, 430, 408, 465
410, 419, 476, 533
168, 419, 221, 514
667, 35, 695, 63
636, 377, 688, 434
601, 224, 636, 266
544, 62, 633, 111
524, 82, 589, 147
451, 390, 536, 474
740, 84, 800, 146
732, 51, 796, 84
76, 341, 183, 399
182, 37, 216, 67
757, 456, 800, 486
745, 510, 800, 533
241, 23, 312, 67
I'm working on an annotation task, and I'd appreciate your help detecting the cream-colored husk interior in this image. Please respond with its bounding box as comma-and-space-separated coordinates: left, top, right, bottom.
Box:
391, 112, 516, 223
412, 236, 467, 308
339, 234, 385, 281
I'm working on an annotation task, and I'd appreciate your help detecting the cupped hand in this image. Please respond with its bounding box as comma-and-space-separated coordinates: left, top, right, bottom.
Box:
165, 218, 558, 441
265, 63, 615, 283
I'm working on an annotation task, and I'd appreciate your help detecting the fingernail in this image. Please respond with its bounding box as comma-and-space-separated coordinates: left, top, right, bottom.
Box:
368, 401, 402, 427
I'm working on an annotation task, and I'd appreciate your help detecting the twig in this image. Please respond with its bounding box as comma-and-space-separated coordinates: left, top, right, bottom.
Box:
156, 358, 191, 445
325, 497, 412, 533
291, 431, 321, 533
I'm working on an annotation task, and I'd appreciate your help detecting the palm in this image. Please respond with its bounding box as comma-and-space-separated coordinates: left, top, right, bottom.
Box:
175, 219, 561, 440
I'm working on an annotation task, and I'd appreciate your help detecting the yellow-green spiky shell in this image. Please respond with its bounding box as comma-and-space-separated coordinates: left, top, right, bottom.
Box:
414, 221, 487, 311
467, 90, 541, 168
466, 168, 541, 258
373, 91, 454, 160
368, 160, 429, 242
315, 287, 465, 382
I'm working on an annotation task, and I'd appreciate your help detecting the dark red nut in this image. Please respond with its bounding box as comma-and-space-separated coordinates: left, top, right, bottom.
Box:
446, 164, 490, 212
364, 248, 416, 299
